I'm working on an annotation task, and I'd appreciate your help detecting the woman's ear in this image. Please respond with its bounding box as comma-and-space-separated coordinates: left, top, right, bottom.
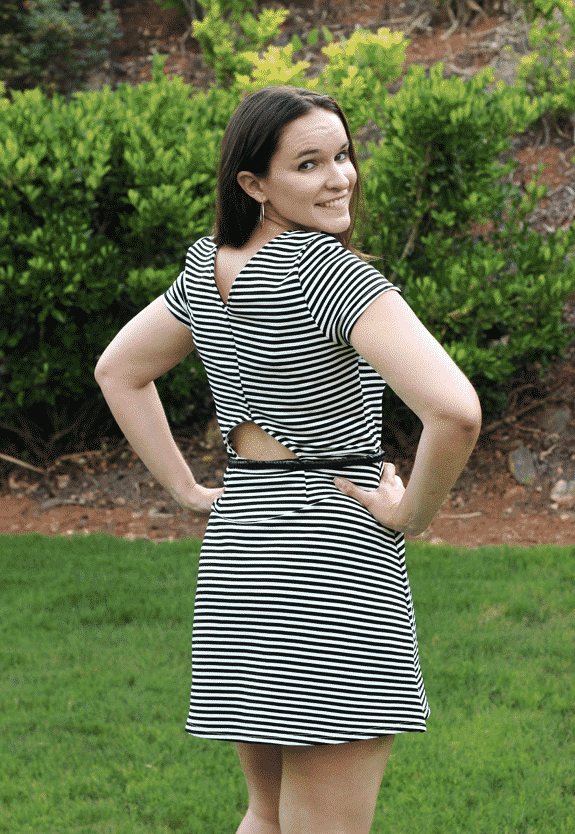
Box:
237, 171, 264, 202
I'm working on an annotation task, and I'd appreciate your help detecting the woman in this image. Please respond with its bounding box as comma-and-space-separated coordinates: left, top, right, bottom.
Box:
95, 86, 481, 834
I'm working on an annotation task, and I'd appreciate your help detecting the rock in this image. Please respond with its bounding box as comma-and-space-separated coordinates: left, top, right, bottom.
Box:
148, 506, 173, 518
84, 71, 110, 91
541, 405, 572, 435
550, 479, 575, 505
508, 444, 537, 485
504, 485, 526, 500
491, 52, 520, 87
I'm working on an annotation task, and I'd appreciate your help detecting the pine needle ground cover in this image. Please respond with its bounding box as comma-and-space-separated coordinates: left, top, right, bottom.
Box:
1, 533, 573, 834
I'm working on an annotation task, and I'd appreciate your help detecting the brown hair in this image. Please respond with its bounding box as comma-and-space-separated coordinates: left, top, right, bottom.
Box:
213, 86, 366, 252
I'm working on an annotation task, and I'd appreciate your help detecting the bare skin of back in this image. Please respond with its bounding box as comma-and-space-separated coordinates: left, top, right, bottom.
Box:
229, 421, 297, 461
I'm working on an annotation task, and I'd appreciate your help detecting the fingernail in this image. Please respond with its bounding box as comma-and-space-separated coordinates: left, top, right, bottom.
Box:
334, 477, 344, 489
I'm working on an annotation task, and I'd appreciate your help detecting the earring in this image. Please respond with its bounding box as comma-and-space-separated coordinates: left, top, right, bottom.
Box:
259, 200, 265, 227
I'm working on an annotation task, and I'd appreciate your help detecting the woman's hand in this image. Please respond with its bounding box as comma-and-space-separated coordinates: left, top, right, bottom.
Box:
334, 463, 407, 532
167, 483, 225, 514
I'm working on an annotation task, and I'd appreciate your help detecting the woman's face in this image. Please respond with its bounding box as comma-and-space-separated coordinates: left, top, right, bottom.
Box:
248, 108, 358, 235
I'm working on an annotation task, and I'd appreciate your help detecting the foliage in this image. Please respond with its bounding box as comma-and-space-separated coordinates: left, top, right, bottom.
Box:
236, 25, 407, 134
313, 27, 406, 133
1, 534, 574, 832
0, 56, 231, 462
186, 0, 406, 102
512, 0, 575, 121
191, 0, 288, 88
362, 63, 574, 407
0, 0, 122, 98
239, 40, 311, 89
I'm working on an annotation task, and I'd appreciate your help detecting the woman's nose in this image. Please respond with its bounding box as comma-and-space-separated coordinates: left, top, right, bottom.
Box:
325, 161, 352, 189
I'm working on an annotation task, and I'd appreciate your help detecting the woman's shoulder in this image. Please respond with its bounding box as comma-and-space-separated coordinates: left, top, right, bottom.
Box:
277, 230, 353, 263
287, 231, 379, 276
185, 235, 217, 256
181, 236, 217, 274
283, 230, 340, 248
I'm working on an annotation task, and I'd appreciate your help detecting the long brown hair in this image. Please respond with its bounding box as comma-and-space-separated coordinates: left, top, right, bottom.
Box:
213, 86, 366, 252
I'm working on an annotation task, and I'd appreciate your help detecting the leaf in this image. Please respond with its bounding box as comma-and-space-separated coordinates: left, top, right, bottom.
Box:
322, 25, 333, 43
307, 28, 319, 46
291, 34, 303, 52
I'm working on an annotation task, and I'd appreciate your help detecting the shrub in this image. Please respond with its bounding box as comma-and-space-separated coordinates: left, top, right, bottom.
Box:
0, 0, 122, 98
237, 25, 407, 134
0, 56, 233, 462
362, 63, 575, 409
311, 27, 406, 132
512, 0, 575, 122
191, 0, 288, 88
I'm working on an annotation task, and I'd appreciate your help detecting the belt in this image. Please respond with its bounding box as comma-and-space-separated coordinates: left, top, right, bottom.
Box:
226, 449, 385, 471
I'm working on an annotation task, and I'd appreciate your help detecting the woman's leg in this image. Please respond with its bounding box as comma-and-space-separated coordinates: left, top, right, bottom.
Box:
235, 742, 283, 834
279, 736, 394, 834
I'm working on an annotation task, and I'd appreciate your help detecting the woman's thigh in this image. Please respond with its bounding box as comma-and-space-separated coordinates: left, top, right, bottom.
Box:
279, 736, 394, 834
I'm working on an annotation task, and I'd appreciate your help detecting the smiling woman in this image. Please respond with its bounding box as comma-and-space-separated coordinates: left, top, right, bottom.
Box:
235, 108, 357, 237
95, 85, 482, 834
213, 86, 363, 251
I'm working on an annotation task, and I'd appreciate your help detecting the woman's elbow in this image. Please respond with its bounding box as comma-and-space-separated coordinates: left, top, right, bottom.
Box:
442, 386, 482, 436
94, 353, 122, 388
95, 356, 150, 391
94, 356, 110, 386
463, 385, 482, 431
422, 382, 482, 436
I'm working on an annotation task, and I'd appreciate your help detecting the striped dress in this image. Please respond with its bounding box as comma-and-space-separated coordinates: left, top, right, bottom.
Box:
164, 230, 430, 746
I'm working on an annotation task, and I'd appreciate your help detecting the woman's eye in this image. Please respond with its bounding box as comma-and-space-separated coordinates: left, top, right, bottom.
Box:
299, 151, 348, 171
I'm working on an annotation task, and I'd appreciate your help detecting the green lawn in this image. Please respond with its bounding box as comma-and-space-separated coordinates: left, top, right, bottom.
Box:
1, 533, 574, 834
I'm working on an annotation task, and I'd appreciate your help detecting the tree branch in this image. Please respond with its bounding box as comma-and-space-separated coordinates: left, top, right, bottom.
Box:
0, 452, 45, 474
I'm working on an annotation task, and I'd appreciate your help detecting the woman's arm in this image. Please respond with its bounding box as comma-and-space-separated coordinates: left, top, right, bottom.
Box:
339, 290, 482, 536
95, 296, 223, 512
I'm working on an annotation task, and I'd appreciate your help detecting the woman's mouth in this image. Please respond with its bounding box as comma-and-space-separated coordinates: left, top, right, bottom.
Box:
316, 195, 348, 209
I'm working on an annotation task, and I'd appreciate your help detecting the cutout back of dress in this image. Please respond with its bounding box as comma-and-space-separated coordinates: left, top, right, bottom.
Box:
215, 243, 298, 461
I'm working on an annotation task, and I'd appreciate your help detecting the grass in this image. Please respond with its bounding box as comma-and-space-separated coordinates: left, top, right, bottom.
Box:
0, 533, 574, 834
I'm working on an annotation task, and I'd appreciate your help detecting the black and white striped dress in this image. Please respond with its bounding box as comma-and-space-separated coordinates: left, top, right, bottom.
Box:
164, 230, 430, 746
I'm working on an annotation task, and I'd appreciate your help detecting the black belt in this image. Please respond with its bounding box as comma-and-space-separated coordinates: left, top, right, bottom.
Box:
226, 449, 385, 471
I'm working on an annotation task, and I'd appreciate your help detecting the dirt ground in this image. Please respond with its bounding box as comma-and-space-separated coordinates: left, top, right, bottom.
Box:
2, 1, 574, 548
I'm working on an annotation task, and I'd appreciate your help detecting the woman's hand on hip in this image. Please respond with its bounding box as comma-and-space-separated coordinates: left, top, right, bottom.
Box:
167, 483, 225, 514
334, 463, 407, 532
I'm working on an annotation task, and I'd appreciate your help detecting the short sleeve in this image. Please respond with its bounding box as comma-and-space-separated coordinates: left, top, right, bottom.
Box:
163, 270, 192, 330
298, 235, 401, 345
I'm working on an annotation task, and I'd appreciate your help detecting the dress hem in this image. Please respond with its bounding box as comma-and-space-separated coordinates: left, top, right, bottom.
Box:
184, 726, 428, 746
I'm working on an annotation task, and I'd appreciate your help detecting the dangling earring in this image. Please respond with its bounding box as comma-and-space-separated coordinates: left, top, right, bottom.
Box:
259, 200, 265, 227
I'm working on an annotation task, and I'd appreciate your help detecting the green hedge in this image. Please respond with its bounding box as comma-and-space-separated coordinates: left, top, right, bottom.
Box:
363, 63, 575, 410
1, 17, 575, 461
0, 59, 239, 458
